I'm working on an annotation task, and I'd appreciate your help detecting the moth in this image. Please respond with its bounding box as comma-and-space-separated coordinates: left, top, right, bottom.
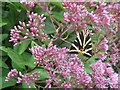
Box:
68, 29, 92, 57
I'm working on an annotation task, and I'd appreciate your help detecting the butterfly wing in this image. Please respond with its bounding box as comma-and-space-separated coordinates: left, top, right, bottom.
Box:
69, 29, 92, 57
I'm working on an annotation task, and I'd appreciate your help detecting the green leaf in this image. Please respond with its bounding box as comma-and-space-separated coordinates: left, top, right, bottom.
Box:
44, 20, 55, 34
58, 41, 71, 48
31, 41, 39, 47
57, 30, 76, 48
1, 51, 8, 56
7, 48, 25, 70
66, 33, 76, 42
2, 2, 19, 29
84, 56, 97, 74
0, 46, 8, 52
88, 55, 98, 64
87, 7, 96, 12
84, 62, 92, 74
22, 82, 36, 88
32, 68, 48, 81
51, 2, 64, 9
1, 68, 16, 89
22, 52, 35, 69
0, 22, 7, 27
52, 11, 64, 22
78, 54, 88, 62
0, 34, 8, 42
42, 40, 50, 46
0, 60, 8, 69
2, 57, 8, 62
14, 40, 30, 55
50, 0, 63, 3
9, 2, 22, 12
87, 25, 93, 30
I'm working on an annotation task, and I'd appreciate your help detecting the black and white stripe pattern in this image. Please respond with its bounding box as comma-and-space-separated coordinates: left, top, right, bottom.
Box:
69, 29, 92, 57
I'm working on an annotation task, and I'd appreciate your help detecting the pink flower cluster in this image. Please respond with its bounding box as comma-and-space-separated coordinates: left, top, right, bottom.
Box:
63, 2, 116, 31
30, 45, 69, 66
30, 45, 92, 88
63, 2, 87, 30
96, 38, 108, 60
106, 3, 120, 13
30, 45, 69, 88
91, 60, 118, 88
88, 3, 115, 32
20, 0, 37, 7
99, 38, 108, 52
5, 69, 18, 81
56, 54, 92, 88
5, 45, 118, 88
9, 26, 21, 46
109, 43, 119, 65
9, 11, 47, 46
5, 69, 40, 88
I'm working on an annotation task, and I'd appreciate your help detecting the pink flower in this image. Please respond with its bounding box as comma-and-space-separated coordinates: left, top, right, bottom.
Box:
61, 82, 71, 88
91, 60, 118, 88
9, 26, 21, 46
20, 72, 40, 88
88, 12, 99, 24
63, 2, 87, 30
99, 38, 108, 52
30, 45, 69, 66
9, 11, 47, 46
64, 12, 71, 22
105, 67, 114, 76
109, 43, 119, 65
57, 54, 92, 87
46, 79, 52, 88
108, 73, 118, 88
31, 44, 92, 88
5, 69, 40, 88
91, 60, 105, 76
93, 76, 107, 88
88, 2, 116, 34
20, 0, 37, 7
96, 54, 106, 60
5, 69, 18, 81
106, 4, 120, 12
17, 77, 22, 83
81, 72, 92, 86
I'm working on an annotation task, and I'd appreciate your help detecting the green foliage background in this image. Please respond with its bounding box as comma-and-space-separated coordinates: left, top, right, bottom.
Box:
1, 2, 117, 89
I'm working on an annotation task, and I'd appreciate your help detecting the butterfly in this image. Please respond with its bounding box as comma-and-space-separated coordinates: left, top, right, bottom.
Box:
68, 29, 92, 57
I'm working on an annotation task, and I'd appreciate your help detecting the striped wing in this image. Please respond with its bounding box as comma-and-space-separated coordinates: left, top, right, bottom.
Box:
69, 29, 92, 57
